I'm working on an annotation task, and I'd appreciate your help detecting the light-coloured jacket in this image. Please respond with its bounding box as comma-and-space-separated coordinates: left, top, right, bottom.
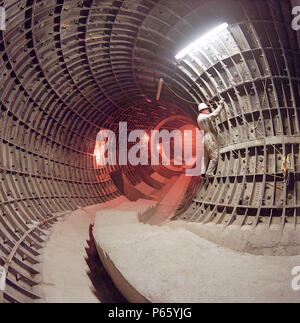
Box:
197, 104, 224, 132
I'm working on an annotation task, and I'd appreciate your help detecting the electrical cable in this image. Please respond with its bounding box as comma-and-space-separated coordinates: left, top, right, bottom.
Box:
164, 81, 199, 104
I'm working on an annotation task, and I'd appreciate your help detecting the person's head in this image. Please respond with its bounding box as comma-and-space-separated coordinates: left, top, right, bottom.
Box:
198, 103, 210, 114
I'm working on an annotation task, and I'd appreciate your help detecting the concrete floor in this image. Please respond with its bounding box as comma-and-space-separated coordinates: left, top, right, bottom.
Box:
94, 211, 300, 303
146, 174, 192, 225
37, 198, 157, 303
37, 198, 129, 303
37, 195, 300, 303
38, 208, 100, 303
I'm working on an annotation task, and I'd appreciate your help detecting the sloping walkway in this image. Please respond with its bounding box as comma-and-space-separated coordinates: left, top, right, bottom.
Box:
38, 198, 156, 303
93, 211, 300, 303
146, 174, 192, 225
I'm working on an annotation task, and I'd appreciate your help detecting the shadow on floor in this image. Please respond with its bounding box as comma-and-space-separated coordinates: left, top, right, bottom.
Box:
84, 224, 128, 303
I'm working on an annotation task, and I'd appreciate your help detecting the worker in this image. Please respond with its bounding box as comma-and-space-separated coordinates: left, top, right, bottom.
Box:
197, 100, 225, 177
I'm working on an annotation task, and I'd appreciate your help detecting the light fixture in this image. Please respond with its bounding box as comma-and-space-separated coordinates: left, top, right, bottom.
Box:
175, 23, 228, 60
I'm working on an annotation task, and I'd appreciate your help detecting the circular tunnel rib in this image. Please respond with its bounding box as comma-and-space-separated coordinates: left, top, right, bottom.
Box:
173, 1, 300, 251
0, 0, 299, 302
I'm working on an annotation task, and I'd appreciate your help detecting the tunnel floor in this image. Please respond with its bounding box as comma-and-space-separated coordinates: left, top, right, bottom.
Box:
94, 210, 300, 303
39, 205, 101, 303
1, 0, 299, 303
38, 200, 132, 303
38, 199, 300, 303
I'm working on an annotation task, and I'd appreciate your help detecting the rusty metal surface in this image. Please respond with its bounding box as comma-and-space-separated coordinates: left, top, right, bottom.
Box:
174, 1, 300, 233
0, 0, 299, 302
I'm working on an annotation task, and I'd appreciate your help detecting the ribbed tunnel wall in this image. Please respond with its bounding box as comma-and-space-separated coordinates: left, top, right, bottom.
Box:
0, 0, 299, 302
174, 1, 300, 231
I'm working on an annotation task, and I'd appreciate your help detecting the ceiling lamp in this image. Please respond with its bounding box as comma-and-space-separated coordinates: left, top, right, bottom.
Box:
175, 23, 228, 60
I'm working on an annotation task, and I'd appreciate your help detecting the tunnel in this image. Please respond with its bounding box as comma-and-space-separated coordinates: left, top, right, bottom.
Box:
0, 0, 300, 303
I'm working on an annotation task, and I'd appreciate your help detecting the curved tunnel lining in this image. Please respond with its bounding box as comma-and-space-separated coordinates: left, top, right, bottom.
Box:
0, 0, 299, 302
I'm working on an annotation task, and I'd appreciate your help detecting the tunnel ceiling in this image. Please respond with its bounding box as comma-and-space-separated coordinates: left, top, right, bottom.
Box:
0, 0, 300, 302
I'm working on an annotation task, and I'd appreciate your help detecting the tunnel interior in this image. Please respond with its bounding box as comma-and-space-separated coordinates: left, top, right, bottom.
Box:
0, 0, 299, 303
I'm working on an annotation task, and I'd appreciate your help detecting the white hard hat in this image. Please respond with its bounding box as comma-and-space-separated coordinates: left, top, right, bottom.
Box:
198, 103, 209, 112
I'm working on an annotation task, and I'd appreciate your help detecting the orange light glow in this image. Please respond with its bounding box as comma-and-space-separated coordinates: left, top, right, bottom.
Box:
94, 142, 105, 166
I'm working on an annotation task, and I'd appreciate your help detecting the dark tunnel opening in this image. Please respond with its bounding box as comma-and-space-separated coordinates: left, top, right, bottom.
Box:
0, 0, 300, 303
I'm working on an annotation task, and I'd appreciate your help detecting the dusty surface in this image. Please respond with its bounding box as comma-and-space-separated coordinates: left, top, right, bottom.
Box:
38, 199, 156, 303
38, 196, 300, 303
93, 211, 300, 303
168, 220, 300, 256
38, 208, 100, 303
142, 174, 192, 225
